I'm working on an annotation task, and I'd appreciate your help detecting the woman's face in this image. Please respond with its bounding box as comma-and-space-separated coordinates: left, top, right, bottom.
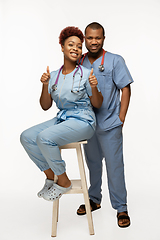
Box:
62, 36, 82, 62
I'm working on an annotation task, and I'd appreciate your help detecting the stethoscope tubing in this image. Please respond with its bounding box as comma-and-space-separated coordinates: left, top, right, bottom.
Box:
78, 49, 105, 72
52, 49, 105, 92
52, 65, 83, 92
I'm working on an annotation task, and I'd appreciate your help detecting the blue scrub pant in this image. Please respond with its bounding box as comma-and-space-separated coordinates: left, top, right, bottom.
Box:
20, 117, 94, 175
84, 126, 127, 213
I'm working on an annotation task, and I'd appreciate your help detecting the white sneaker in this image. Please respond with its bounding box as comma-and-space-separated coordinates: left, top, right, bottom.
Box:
37, 179, 54, 198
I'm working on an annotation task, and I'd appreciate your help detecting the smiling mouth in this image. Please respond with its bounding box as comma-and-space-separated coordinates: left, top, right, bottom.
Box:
90, 46, 98, 50
70, 52, 78, 57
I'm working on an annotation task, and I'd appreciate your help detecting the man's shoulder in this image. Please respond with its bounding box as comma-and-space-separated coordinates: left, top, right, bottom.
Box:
105, 51, 123, 60
105, 52, 125, 67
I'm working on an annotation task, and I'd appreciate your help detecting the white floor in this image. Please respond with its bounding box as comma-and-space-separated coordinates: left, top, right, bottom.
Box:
1, 169, 160, 240
1, 0, 160, 239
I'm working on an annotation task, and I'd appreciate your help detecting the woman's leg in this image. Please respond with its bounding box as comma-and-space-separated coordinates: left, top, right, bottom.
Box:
20, 118, 57, 175
36, 118, 95, 187
44, 169, 55, 180
57, 172, 71, 188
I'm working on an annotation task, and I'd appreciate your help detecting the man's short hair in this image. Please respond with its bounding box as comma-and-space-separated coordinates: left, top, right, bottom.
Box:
85, 22, 105, 36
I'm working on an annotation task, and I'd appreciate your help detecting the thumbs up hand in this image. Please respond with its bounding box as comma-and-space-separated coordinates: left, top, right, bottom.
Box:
40, 66, 50, 84
89, 68, 98, 88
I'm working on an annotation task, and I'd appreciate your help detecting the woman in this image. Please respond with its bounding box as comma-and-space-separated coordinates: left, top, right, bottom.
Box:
20, 26, 103, 201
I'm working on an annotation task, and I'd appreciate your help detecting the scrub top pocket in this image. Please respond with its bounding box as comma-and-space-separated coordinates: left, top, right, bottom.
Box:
96, 71, 113, 92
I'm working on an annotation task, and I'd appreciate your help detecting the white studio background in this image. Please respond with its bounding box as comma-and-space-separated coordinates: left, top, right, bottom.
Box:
1, 0, 160, 240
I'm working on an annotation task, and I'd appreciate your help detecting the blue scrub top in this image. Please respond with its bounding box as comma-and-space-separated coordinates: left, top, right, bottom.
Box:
81, 51, 133, 131
48, 65, 96, 130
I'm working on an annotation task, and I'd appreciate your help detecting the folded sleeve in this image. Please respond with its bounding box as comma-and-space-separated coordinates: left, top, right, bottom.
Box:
48, 71, 56, 94
113, 55, 133, 89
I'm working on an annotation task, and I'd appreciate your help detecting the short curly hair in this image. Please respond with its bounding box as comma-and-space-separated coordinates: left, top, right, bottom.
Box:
59, 26, 84, 45
85, 22, 105, 36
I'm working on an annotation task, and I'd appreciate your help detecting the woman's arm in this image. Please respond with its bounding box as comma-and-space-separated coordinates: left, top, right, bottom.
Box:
40, 66, 53, 110
89, 69, 103, 108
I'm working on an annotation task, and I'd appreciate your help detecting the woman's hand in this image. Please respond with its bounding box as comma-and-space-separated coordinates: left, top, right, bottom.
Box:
89, 68, 98, 88
40, 66, 52, 110
40, 66, 50, 84
89, 68, 103, 108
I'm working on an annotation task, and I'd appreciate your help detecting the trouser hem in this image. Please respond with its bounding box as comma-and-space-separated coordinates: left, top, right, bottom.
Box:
116, 206, 128, 213
40, 167, 50, 172
89, 196, 101, 205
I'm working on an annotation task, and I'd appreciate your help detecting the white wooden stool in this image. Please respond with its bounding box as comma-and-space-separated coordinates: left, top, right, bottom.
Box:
51, 140, 94, 237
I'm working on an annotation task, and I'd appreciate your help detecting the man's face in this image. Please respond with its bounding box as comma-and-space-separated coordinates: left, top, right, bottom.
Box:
85, 27, 105, 55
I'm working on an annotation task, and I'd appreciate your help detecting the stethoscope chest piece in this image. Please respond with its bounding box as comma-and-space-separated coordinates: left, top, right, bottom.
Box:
52, 84, 57, 91
98, 64, 105, 72
51, 65, 83, 93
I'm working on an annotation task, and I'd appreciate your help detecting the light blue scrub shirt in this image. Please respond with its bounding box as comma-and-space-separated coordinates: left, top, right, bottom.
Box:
81, 52, 133, 131
48, 65, 96, 130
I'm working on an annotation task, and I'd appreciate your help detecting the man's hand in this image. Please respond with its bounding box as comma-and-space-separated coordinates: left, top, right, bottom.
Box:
89, 68, 98, 88
40, 66, 50, 84
119, 113, 125, 127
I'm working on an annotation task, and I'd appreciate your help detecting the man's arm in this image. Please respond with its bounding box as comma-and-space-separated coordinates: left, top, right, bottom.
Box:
119, 85, 131, 126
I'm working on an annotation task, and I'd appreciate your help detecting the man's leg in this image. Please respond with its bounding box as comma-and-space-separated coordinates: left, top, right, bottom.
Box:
97, 126, 130, 227
84, 132, 104, 204
76, 131, 103, 215
97, 126, 127, 211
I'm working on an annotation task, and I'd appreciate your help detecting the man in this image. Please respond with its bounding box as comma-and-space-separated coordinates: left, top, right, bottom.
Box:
77, 22, 133, 228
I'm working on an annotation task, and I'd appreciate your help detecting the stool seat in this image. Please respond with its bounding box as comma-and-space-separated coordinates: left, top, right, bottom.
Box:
51, 141, 94, 237
59, 140, 87, 149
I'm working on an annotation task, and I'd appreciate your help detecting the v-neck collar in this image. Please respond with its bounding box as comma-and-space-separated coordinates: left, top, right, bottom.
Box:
85, 51, 107, 66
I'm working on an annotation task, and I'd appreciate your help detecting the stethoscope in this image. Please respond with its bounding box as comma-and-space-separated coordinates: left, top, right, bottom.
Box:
78, 48, 105, 72
52, 64, 83, 93
51, 49, 105, 93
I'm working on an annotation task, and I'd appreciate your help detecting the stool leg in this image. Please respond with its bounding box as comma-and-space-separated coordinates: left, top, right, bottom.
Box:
51, 199, 59, 237
54, 175, 59, 222
76, 145, 94, 235
52, 175, 59, 237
